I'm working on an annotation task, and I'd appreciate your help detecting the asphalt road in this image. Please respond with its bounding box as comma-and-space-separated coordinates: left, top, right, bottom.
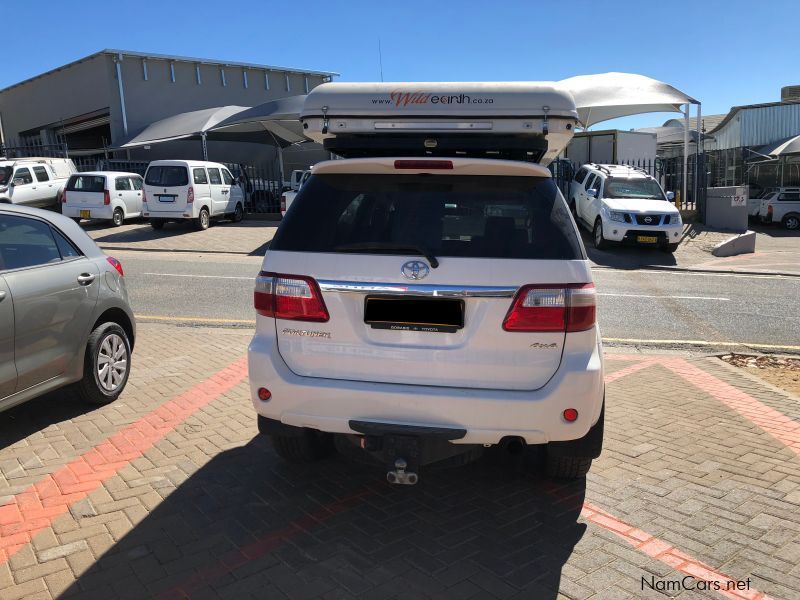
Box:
116, 250, 800, 351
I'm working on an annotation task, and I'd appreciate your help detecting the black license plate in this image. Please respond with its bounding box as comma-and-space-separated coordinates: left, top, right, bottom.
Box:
364, 296, 464, 333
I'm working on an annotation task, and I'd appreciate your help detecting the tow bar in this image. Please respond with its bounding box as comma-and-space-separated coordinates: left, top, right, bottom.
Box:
387, 458, 418, 485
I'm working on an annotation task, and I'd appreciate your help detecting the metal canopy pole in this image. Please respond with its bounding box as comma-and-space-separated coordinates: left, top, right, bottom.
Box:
201, 132, 208, 161
694, 102, 701, 206
682, 104, 690, 207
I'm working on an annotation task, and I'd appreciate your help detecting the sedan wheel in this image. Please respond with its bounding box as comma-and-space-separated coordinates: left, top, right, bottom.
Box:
74, 323, 131, 405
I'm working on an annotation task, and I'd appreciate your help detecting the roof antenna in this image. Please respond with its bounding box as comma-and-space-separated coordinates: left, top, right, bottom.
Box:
378, 38, 384, 82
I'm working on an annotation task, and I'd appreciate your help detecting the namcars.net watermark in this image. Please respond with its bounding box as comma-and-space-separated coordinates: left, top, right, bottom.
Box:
642, 575, 752, 594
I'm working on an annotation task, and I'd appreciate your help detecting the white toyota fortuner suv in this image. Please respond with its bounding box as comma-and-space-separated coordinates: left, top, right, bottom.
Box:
569, 164, 682, 252
248, 83, 605, 483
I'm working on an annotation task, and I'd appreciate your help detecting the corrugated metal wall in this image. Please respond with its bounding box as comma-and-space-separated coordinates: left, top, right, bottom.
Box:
710, 104, 800, 150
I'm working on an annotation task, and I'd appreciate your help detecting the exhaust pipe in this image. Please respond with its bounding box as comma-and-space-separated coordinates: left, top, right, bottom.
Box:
501, 436, 526, 455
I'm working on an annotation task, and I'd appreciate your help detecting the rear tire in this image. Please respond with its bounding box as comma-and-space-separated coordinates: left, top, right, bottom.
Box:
74, 322, 131, 405
112, 208, 124, 227
662, 242, 679, 253
546, 455, 592, 479
593, 218, 610, 250
783, 215, 800, 230
271, 430, 335, 463
194, 208, 210, 231
232, 202, 244, 223
150, 219, 164, 230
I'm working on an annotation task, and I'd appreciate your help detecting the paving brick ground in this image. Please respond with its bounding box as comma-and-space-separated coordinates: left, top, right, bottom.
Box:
0, 324, 798, 599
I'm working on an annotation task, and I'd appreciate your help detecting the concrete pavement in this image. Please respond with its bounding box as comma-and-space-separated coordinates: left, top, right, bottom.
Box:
0, 323, 798, 598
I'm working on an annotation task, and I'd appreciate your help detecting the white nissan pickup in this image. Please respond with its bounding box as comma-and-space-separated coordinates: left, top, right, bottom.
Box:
248, 82, 605, 483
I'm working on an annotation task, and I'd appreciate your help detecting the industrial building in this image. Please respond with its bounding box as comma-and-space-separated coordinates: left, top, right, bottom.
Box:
0, 49, 337, 173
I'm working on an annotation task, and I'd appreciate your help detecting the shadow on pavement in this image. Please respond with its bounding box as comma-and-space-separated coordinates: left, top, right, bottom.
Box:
579, 229, 677, 270
0, 388, 96, 451
60, 437, 586, 599
748, 221, 800, 239
86, 220, 276, 245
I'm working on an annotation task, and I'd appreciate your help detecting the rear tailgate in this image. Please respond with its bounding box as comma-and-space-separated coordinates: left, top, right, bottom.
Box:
144, 165, 190, 212
65, 175, 106, 210
261, 159, 591, 392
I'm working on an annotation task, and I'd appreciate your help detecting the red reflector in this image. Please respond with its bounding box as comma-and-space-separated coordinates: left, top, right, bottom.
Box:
106, 256, 124, 277
103, 190, 110, 205
563, 408, 578, 422
503, 283, 595, 332
254, 272, 329, 322
394, 160, 453, 170
258, 387, 271, 401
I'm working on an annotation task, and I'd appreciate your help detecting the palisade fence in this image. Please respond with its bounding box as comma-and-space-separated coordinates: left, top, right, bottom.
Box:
551, 156, 707, 212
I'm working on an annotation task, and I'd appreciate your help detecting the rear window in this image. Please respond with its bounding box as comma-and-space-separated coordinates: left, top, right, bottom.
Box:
145, 166, 189, 187
574, 168, 588, 183
271, 174, 583, 260
66, 175, 105, 192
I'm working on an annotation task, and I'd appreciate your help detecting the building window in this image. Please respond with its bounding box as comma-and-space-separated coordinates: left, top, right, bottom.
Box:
243, 70, 248, 89
221, 67, 227, 87
285, 73, 290, 92
264, 71, 270, 90
195, 64, 202, 85
142, 59, 148, 81
170, 62, 176, 83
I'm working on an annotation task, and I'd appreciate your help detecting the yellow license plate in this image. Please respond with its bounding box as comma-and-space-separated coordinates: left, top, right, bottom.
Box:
80, 210, 91, 219
637, 235, 658, 244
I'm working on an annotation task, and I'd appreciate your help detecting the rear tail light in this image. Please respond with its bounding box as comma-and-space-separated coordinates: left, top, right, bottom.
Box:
280, 194, 286, 212
142, 188, 147, 205
254, 272, 329, 322
767, 204, 773, 220
106, 256, 124, 276
503, 283, 596, 332
394, 159, 453, 170
61, 190, 67, 204
187, 186, 194, 204
103, 190, 110, 205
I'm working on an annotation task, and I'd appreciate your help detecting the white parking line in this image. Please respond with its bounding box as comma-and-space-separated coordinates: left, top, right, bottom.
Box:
140, 272, 254, 280
597, 293, 730, 301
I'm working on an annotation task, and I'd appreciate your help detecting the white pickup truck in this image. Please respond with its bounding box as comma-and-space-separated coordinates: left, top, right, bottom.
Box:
280, 169, 312, 216
0, 158, 77, 208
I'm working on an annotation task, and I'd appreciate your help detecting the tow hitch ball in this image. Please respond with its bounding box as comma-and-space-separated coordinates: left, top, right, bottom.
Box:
386, 458, 418, 485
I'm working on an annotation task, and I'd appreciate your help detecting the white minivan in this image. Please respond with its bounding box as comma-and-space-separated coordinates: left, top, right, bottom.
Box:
142, 160, 245, 230
61, 171, 144, 227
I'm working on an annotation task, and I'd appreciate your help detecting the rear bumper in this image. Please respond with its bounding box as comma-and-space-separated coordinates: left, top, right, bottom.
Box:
248, 326, 605, 446
62, 205, 114, 220
143, 207, 196, 220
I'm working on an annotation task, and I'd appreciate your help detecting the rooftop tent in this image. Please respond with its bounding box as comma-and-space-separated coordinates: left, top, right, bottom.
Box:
210, 95, 308, 146
556, 72, 697, 127
299, 82, 579, 165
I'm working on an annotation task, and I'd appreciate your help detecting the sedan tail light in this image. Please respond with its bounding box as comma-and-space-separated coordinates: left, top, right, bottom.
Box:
503, 283, 596, 332
254, 272, 329, 322
106, 256, 124, 277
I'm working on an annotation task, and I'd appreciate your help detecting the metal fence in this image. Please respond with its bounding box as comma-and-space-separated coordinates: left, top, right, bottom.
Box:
555, 156, 707, 211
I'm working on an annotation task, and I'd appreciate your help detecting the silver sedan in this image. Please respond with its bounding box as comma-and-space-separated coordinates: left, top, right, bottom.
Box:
0, 204, 135, 411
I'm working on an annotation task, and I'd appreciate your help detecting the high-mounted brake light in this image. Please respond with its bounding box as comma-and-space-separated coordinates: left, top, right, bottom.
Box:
394, 160, 453, 170
187, 186, 195, 204
502, 283, 596, 332
254, 272, 329, 322
106, 256, 124, 277
103, 190, 111, 205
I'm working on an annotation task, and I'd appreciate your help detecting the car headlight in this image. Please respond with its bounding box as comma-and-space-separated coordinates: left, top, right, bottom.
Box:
608, 210, 626, 223
670, 214, 682, 225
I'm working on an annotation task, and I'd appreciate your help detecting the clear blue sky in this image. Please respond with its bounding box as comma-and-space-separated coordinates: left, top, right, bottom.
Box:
3, 0, 798, 130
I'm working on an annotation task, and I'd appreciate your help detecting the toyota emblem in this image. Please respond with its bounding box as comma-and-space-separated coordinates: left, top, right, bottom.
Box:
401, 260, 430, 280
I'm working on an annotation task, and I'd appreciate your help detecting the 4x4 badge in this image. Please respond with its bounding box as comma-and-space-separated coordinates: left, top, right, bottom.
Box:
401, 260, 430, 280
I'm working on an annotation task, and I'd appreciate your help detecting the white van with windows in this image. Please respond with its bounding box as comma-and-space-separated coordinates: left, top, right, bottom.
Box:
0, 158, 77, 208
61, 171, 144, 227
142, 160, 245, 230
248, 82, 605, 483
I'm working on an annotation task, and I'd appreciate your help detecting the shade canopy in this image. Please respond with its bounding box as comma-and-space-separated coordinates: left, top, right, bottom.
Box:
211, 95, 308, 146
557, 72, 697, 127
758, 134, 800, 157
120, 106, 249, 148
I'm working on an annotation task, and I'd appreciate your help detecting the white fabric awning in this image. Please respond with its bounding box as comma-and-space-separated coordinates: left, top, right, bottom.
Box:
557, 72, 697, 127
119, 106, 249, 148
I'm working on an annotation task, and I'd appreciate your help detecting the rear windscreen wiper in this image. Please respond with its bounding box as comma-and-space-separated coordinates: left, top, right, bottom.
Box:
333, 242, 440, 268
